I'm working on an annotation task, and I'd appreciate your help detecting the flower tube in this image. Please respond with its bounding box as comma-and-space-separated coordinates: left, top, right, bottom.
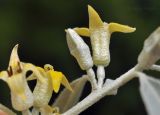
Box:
27, 64, 72, 108
0, 45, 33, 111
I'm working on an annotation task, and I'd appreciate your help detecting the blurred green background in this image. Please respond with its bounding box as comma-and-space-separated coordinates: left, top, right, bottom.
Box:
0, 0, 160, 114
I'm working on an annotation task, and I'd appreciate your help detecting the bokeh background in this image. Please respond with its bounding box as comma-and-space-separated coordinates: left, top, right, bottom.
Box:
0, 0, 160, 115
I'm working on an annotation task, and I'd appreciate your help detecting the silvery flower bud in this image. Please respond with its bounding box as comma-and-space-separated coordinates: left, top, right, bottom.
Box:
66, 29, 93, 70
138, 27, 160, 70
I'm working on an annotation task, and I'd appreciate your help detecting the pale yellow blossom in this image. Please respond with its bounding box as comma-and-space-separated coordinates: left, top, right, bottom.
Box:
75, 5, 136, 66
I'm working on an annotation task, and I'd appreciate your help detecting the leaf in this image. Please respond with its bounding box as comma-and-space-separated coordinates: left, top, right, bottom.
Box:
53, 75, 88, 113
138, 27, 160, 70
139, 74, 160, 115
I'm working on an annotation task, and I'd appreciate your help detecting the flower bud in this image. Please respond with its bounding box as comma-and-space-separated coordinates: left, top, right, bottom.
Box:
66, 29, 93, 70
138, 27, 160, 70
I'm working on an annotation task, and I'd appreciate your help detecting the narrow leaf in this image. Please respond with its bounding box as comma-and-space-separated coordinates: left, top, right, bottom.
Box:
53, 75, 88, 113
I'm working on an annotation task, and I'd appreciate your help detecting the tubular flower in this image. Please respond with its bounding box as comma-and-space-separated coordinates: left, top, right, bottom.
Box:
27, 64, 72, 108
74, 5, 136, 66
0, 45, 45, 111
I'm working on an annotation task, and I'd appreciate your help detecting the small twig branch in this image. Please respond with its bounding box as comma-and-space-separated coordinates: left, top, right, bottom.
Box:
97, 65, 105, 89
62, 65, 139, 115
86, 68, 98, 90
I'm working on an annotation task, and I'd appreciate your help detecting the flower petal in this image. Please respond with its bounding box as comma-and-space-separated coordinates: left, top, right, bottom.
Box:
88, 5, 103, 29
74, 27, 90, 37
8, 44, 22, 74
108, 22, 136, 33
0, 71, 8, 81
27, 74, 36, 81
61, 74, 73, 92
22, 63, 45, 83
49, 71, 63, 93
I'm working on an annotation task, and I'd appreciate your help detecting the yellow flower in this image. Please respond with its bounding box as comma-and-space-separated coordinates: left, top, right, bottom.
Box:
27, 64, 72, 108
0, 44, 45, 111
44, 64, 73, 93
74, 5, 136, 66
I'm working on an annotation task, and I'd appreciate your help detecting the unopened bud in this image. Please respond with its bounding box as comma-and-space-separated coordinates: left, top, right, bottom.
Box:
66, 29, 93, 70
138, 27, 160, 70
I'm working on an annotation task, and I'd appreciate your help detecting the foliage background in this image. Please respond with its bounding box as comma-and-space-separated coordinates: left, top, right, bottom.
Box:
0, 0, 160, 115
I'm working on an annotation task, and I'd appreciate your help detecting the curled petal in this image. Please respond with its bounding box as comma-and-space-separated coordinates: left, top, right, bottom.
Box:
108, 22, 136, 33
22, 63, 45, 83
27, 74, 36, 81
27, 66, 46, 81
8, 44, 22, 74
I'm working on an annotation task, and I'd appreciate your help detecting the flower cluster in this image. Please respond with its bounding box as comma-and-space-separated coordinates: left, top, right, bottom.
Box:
66, 5, 136, 90
1, 4, 151, 115
0, 45, 72, 114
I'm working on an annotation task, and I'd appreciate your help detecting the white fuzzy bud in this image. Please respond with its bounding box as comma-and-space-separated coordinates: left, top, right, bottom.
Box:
66, 29, 93, 70
138, 27, 160, 70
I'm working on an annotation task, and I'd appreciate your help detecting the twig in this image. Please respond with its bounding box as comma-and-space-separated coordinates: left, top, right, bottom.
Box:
62, 65, 139, 115
97, 66, 105, 89
86, 68, 98, 90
